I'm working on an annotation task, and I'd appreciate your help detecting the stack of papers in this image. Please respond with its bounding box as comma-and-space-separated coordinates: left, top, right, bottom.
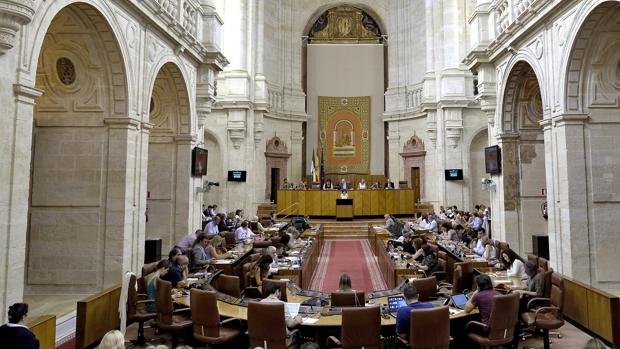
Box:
214, 259, 234, 264
302, 318, 319, 324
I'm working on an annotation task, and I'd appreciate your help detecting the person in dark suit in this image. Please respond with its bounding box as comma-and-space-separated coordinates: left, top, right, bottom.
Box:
0, 303, 39, 349
384, 178, 395, 189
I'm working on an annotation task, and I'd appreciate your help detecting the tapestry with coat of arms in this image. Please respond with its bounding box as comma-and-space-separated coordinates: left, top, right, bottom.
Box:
318, 96, 371, 174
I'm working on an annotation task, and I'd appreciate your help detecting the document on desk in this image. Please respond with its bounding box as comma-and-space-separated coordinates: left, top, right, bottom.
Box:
302, 318, 319, 325
214, 259, 234, 264
493, 279, 513, 284
285, 303, 301, 318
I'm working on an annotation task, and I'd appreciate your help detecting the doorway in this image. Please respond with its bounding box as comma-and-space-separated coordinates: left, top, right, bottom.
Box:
270, 168, 280, 203
411, 167, 420, 203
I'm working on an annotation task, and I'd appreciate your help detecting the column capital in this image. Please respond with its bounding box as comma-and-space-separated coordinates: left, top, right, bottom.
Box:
552, 114, 589, 127
104, 117, 140, 130
13, 83, 43, 105
539, 118, 553, 131
496, 132, 519, 143
0, 0, 35, 54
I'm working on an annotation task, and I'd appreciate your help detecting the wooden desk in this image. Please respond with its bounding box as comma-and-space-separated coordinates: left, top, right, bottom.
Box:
212, 249, 253, 277
277, 189, 415, 217
28, 315, 56, 349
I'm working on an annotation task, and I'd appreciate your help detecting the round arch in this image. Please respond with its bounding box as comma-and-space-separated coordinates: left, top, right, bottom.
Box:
21, 0, 131, 114
301, 2, 387, 36
497, 56, 548, 134
146, 59, 194, 135
560, 0, 620, 114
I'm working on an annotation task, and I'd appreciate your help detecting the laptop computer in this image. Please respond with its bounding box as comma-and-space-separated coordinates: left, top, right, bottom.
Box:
387, 295, 407, 318
450, 293, 469, 309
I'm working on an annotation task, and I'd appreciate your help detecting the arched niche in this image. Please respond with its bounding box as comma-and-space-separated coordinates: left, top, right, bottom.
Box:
265, 136, 291, 202
400, 135, 426, 201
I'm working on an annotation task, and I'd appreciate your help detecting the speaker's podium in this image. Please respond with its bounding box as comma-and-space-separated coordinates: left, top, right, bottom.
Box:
336, 199, 353, 221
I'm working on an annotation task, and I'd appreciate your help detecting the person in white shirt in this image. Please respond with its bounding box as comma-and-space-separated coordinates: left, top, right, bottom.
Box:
339, 190, 349, 199
501, 248, 527, 279
424, 215, 438, 233
417, 214, 428, 228
203, 215, 220, 235
209, 205, 217, 217
264, 245, 279, 275
234, 221, 255, 243
358, 178, 367, 189
473, 231, 487, 256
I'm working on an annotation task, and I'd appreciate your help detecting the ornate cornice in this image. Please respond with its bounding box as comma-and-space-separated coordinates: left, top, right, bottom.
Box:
0, 0, 35, 55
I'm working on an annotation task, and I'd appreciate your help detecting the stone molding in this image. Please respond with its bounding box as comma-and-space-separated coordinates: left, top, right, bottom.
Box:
0, 0, 35, 55
13, 83, 43, 104
399, 134, 426, 158
104, 117, 141, 130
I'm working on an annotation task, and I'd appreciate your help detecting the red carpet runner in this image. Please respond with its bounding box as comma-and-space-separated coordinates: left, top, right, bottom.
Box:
309, 240, 387, 292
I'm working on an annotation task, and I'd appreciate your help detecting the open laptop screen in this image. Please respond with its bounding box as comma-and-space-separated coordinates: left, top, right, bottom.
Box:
451, 293, 468, 309
387, 296, 407, 312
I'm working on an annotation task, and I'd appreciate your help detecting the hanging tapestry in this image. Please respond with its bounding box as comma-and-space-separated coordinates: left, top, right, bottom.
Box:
318, 96, 370, 174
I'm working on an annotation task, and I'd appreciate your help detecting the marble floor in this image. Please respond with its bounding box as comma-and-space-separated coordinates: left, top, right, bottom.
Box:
23, 294, 86, 319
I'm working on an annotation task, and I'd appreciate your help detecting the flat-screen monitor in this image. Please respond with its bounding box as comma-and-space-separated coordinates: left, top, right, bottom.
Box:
227, 170, 247, 182
445, 169, 463, 180
191, 147, 208, 176
485, 145, 502, 174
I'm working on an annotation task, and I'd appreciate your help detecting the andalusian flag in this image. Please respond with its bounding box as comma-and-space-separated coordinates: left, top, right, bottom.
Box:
315, 149, 321, 183
311, 149, 317, 182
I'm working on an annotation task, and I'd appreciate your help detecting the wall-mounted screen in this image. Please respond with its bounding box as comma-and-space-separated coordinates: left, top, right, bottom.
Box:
444, 169, 464, 180
227, 170, 247, 182
485, 145, 502, 174
192, 147, 208, 176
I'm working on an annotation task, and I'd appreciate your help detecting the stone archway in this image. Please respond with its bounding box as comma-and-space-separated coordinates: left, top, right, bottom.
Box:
497, 61, 547, 255
399, 134, 426, 201
265, 136, 291, 202
26, 3, 130, 294
146, 62, 194, 252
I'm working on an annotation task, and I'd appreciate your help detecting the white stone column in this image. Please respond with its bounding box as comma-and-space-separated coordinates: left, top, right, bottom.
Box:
174, 135, 195, 242
540, 118, 558, 267
0, 84, 42, 323
103, 117, 141, 287
551, 114, 590, 281
387, 124, 400, 179
290, 125, 303, 181
135, 122, 152, 269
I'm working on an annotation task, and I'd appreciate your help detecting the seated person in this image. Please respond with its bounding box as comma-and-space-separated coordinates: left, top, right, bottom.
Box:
167, 247, 182, 264
176, 229, 200, 252
384, 178, 395, 189
339, 178, 351, 190
424, 214, 438, 233
411, 244, 438, 275
192, 234, 231, 268
99, 330, 124, 349
512, 261, 546, 308
384, 214, 396, 230
470, 212, 483, 230
481, 236, 497, 261
281, 178, 293, 189
250, 255, 274, 287
210, 234, 228, 254
161, 255, 189, 288
234, 220, 255, 244
249, 216, 266, 235
264, 246, 279, 275
464, 274, 499, 335
146, 259, 170, 312
396, 285, 434, 341
501, 248, 526, 279
358, 178, 367, 189
0, 303, 39, 349
370, 181, 381, 190
473, 230, 487, 256
260, 282, 302, 346
279, 226, 299, 250
323, 179, 334, 190
402, 234, 416, 254
337, 274, 353, 292
203, 215, 221, 235
216, 213, 230, 232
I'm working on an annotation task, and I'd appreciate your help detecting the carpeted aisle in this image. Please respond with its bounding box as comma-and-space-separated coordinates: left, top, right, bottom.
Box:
309, 240, 387, 292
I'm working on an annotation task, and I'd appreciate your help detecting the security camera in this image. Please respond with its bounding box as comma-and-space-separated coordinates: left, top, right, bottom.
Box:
207, 181, 220, 187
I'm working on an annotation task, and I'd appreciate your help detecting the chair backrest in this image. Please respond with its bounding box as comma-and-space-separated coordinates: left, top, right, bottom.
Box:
155, 278, 174, 325
412, 277, 437, 302
410, 306, 450, 349
452, 262, 474, 294
428, 243, 439, 254
542, 270, 553, 300
487, 293, 520, 341
249, 221, 260, 233
527, 254, 539, 266
437, 251, 448, 261
550, 273, 564, 313
250, 253, 261, 262
262, 279, 288, 302
241, 262, 254, 289
340, 306, 382, 348
215, 274, 241, 298
126, 274, 138, 316
140, 262, 159, 294
190, 289, 221, 338
248, 301, 288, 349
538, 257, 550, 271
224, 231, 236, 246
437, 257, 447, 273
330, 291, 366, 307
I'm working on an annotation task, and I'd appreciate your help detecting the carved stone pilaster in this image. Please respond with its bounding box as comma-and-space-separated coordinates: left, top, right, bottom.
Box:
426, 111, 437, 147
0, 0, 35, 55
444, 108, 464, 149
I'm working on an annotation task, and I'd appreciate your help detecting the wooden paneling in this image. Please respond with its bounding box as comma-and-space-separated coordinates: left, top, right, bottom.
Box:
76, 285, 121, 349
28, 315, 56, 349
277, 189, 416, 217
563, 279, 589, 328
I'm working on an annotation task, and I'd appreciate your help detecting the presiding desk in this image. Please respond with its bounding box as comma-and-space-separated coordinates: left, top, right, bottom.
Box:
277, 189, 415, 217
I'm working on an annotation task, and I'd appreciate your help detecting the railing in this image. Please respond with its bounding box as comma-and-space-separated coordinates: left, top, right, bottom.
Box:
142, 0, 200, 39
405, 84, 424, 111
276, 201, 300, 220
